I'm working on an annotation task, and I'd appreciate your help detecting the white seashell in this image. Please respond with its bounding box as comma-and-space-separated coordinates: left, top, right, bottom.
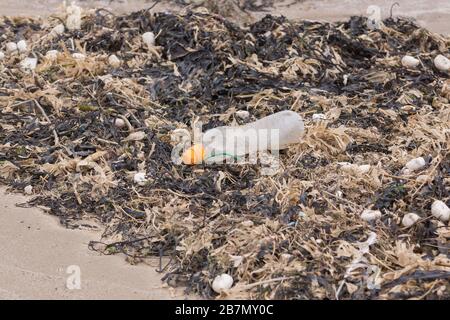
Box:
72, 53, 86, 60
401, 55, 420, 68
142, 32, 155, 47
51, 24, 65, 35
133, 172, 147, 186
431, 200, 450, 222
45, 50, 59, 61
114, 118, 125, 128
235, 110, 250, 120
24, 185, 33, 195
312, 113, 326, 122
402, 213, 420, 228
361, 209, 382, 222
211, 274, 233, 293
6, 42, 18, 53
434, 54, 450, 72
16, 40, 27, 53
0, 51, 4, 60
20, 57, 37, 71
108, 54, 121, 68
404, 157, 426, 172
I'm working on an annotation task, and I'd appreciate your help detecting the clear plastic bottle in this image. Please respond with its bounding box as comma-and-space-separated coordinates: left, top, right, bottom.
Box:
182, 110, 304, 164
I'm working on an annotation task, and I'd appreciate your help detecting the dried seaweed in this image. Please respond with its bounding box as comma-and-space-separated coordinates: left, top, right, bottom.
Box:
0, 6, 449, 300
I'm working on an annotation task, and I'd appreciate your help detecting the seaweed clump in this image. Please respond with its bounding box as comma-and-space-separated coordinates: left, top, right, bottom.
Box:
0, 7, 449, 300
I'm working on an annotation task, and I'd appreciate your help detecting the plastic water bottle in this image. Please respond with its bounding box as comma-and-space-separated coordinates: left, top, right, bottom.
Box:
182, 110, 304, 164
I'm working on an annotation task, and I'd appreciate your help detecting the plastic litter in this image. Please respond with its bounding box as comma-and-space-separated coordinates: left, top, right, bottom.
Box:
182, 110, 304, 165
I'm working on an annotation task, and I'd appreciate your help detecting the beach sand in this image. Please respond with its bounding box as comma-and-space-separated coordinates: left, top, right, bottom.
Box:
0, 187, 184, 299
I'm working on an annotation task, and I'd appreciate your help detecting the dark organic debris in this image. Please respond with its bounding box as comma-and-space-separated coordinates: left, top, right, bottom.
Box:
0, 6, 449, 300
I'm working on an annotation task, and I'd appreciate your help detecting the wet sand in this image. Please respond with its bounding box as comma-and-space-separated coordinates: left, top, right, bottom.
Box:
0, 187, 183, 299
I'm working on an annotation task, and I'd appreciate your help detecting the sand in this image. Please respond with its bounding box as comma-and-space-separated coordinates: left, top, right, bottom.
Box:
0, 187, 185, 299
0, 0, 449, 35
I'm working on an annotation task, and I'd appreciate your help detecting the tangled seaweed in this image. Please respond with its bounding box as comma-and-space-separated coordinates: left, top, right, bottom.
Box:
0, 7, 449, 299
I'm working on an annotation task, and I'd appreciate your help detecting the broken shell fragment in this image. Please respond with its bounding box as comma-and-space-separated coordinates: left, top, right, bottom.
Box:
0, 51, 4, 60
212, 274, 233, 293
20, 57, 37, 71
133, 172, 147, 186
6, 42, 17, 53
401, 55, 420, 68
312, 113, 326, 122
404, 157, 426, 172
431, 200, 450, 222
142, 32, 155, 47
108, 54, 121, 68
402, 213, 420, 228
235, 110, 250, 120
51, 23, 65, 35
434, 54, 450, 72
45, 50, 59, 61
17, 40, 27, 53
361, 209, 382, 222
24, 185, 33, 195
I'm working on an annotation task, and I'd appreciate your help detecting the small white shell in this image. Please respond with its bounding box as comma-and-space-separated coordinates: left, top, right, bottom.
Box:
312, 113, 326, 122
72, 53, 86, 61
114, 118, 125, 128
235, 110, 250, 120
133, 172, 147, 186
108, 54, 121, 68
361, 209, 382, 222
401, 55, 420, 68
142, 32, 155, 47
434, 54, 450, 72
20, 57, 37, 71
211, 274, 233, 293
404, 157, 426, 172
51, 24, 65, 35
0, 51, 4, 60
45, 50, 59, 61
402, 213, 420, 228
6, 42, 17, 53
24, 185, 33, 195
431, 200, 450, 222
17, 40, 27, 53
